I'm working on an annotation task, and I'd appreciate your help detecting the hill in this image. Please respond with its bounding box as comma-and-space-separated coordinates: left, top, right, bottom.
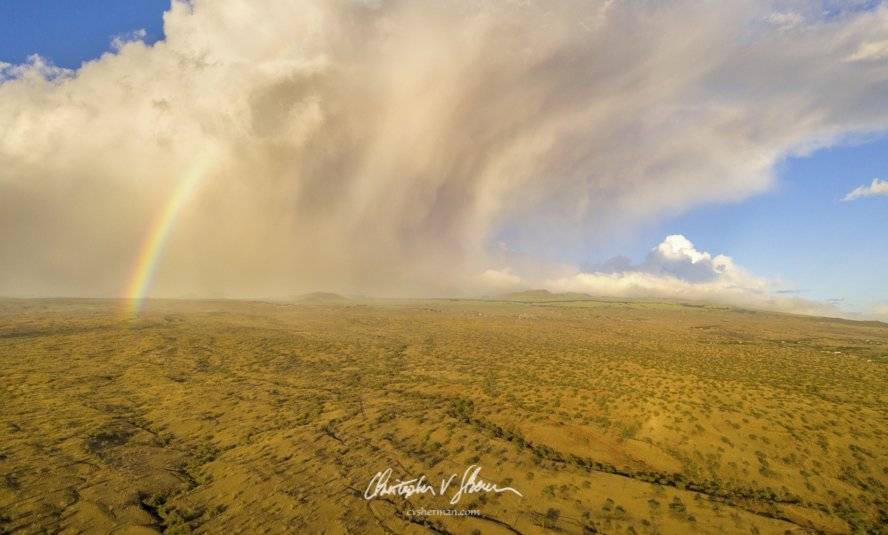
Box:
498, 288, 595, 301
292, 291, 351, 304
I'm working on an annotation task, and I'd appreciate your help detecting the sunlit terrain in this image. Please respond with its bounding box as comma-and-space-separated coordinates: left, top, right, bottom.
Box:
1, 297, 886, 534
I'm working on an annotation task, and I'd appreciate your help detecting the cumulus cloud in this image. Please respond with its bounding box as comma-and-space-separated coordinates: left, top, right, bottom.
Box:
1, 1, 887, 299
842, 178, 888, 200
537, 234, 838, 316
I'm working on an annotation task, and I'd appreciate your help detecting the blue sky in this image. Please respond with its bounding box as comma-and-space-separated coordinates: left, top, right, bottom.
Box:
585, 139, 888, 308
0, 1, 885, 313
664, 140, 887, 307
0, 1, 167, 69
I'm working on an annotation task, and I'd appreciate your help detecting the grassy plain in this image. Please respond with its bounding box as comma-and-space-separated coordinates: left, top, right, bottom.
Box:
1, 297, 886, 534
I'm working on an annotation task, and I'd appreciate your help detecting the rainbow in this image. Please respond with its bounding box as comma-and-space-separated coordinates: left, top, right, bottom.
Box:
123, 158, 209, 318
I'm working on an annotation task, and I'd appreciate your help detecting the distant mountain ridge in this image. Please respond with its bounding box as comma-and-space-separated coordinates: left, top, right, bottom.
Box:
293, 292, 350, 304
498, 289, 595, 302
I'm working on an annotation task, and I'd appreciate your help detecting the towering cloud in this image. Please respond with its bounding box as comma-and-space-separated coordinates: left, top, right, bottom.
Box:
541, 234, 840, 317
1, 0, 887, 300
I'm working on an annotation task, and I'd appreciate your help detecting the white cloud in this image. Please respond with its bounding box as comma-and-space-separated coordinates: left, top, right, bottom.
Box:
842, 178, 888, 201
847, 39, 888, 62
645, 235, 755, 285
1, 1, 887, 299
655, 235, 707, 263
477, 234, 843, 317
0, 54, 72, 83
111, 29, 148, 52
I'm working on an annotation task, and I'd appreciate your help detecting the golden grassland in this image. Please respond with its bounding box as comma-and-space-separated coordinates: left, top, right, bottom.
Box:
1, 297, 886, 534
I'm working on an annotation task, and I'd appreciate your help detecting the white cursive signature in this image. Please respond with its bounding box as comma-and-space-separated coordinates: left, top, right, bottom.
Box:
364, 464, 522, 505
364, 468, 436, 500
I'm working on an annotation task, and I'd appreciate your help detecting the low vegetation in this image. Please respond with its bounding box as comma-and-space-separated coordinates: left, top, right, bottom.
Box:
1, 297, 885, 534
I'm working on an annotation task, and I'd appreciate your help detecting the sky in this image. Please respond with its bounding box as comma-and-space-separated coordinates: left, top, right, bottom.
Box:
0, 0, 886, 320
0, 1, 168, 69
558, 138, 888, 310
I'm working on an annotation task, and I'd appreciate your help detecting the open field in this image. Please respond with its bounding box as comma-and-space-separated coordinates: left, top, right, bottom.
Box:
1, 297, 886, 534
